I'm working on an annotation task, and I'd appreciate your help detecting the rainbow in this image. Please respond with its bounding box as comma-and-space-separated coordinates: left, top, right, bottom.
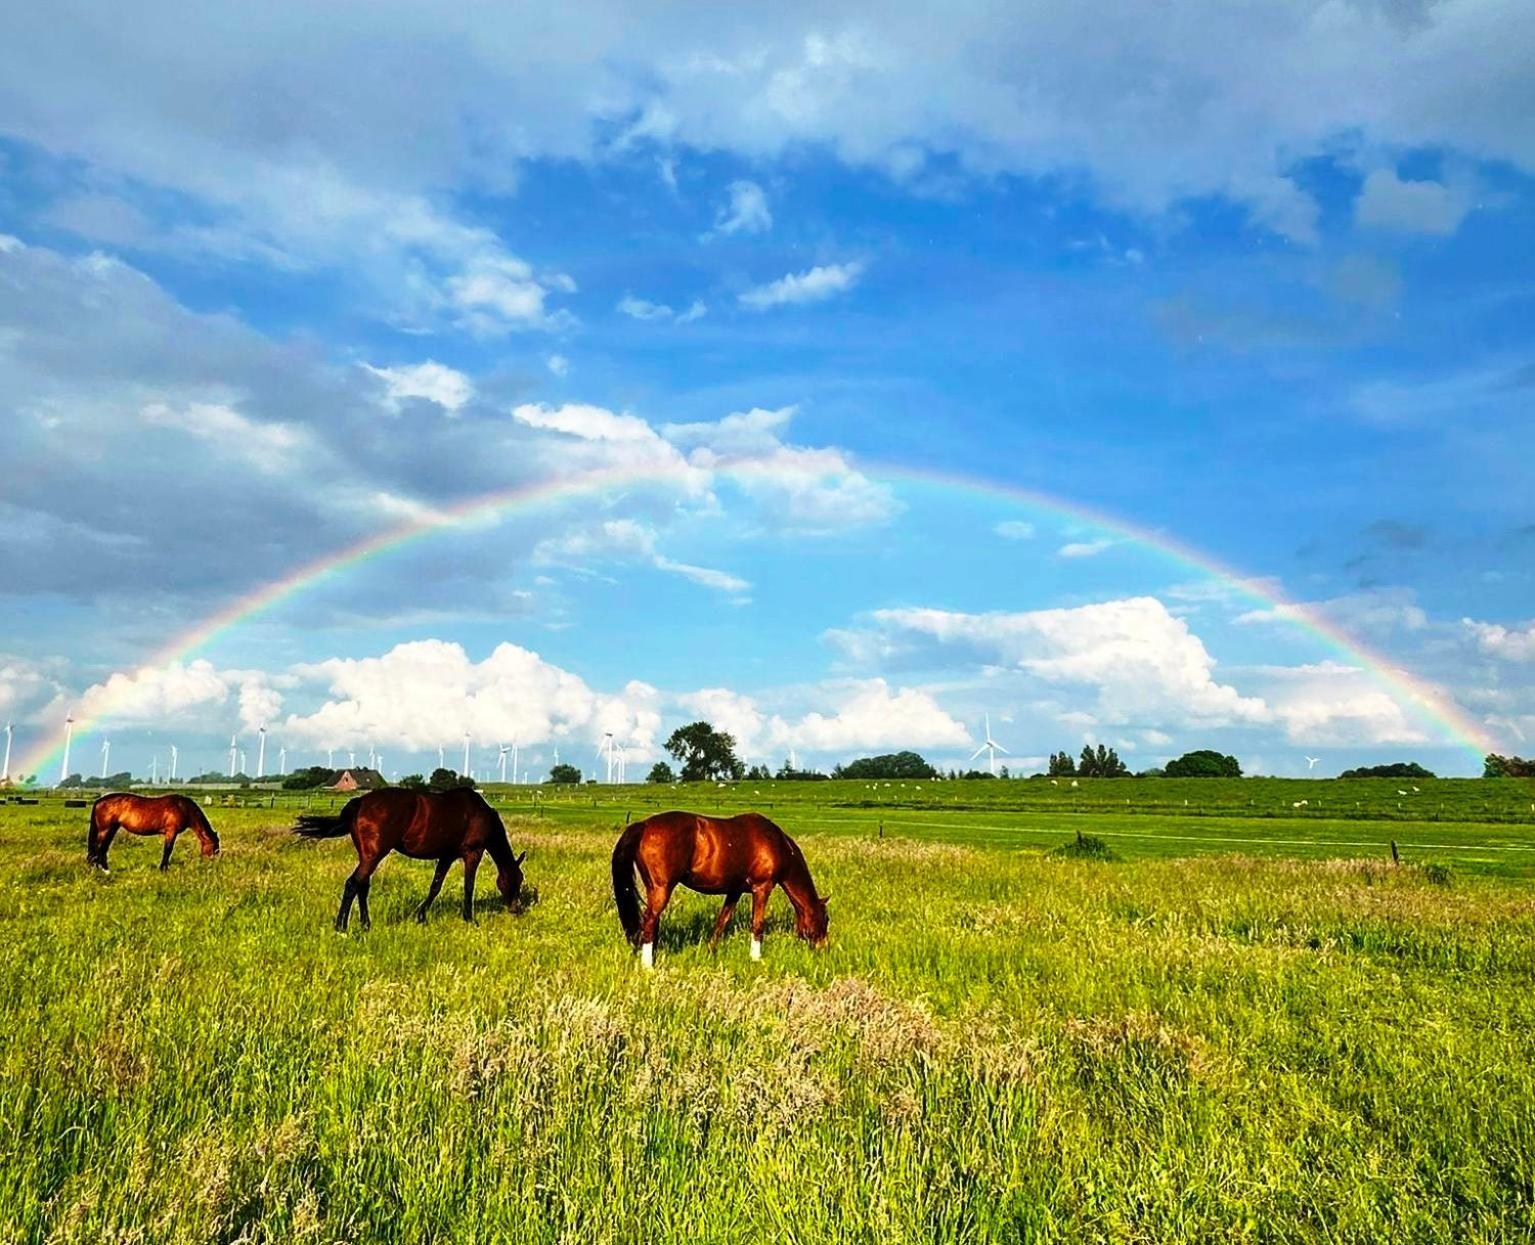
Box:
17, 458, 1498, 778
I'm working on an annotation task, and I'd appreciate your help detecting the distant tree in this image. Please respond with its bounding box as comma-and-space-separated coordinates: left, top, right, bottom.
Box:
1047, 751, 1077, 777
1339, 762, 1436, 779
547, 763, 581, 785
776, 759, 829, 781
58, 773, 84, 789
1078, 744, 1130, 778
397, 773, 427, 790
1164, 749, 1242, 778
428, 766, 476, 791
745, 763, 772, 780
833, 751, 939, 780
282, 765, 337, 790
665, 721, 745, 783
1485, 754, 1535, 778
646, 761, 675, 784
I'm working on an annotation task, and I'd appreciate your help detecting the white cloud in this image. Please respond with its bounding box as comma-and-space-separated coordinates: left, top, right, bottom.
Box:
1355, 168, 1476, 236
666, 406, 898, 533
740, 261, 864, 310
711, 180, 772, 236
140, 401, 305, 472
545, 353, 570, 377
678, 678, 969, 758
617, 294, 674, 320
844, 597, 1270, 728
1236, 588, 1427, 634
1464, 618, 1535, 662
363, 360, 474, 412
1263, 667, 1427, 746
994, 520, 1036, 540
72, 660, 280, 732
283, 640, 661, 755
1058, 538, 1115, 558
534, 518, 749, 597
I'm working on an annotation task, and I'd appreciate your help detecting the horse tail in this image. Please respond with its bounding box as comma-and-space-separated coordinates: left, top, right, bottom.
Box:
293, 799, 359, 840
610, 821, 645, 947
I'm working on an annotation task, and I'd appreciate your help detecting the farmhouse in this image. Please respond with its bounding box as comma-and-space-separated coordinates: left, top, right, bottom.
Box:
329, 768, 385, 792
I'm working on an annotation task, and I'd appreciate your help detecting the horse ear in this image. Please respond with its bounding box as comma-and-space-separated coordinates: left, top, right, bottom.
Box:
515, 850, 527, 866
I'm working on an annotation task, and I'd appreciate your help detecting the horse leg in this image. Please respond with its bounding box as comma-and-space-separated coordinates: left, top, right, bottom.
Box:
748, 883, 774, 961
638, 881, 674, 970
354, 858, 378, 931
708, 891, 744, 953
160, 828, 178, 871
335, 872, 359, 932
90, 821, 119, 872
416, 857, 453, 923
461, 850, 482, 922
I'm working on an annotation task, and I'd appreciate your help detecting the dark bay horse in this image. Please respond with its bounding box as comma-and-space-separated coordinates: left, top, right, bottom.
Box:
87, 792, 220, 872
294, 787, 527, 932
611, 810, 828, 968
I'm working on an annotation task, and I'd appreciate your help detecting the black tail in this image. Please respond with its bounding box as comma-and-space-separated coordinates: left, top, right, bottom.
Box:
611, 821, 644, 947
293, 800, 358, 840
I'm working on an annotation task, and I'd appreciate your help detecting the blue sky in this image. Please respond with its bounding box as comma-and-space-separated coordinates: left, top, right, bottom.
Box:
1, 1, 1532, 781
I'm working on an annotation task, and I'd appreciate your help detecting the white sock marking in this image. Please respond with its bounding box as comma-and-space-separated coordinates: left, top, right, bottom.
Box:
640, 942, 654, 970
750, 938, 762, 961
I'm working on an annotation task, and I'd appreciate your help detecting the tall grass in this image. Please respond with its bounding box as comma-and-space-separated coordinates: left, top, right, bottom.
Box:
2, 800, 1534, 1242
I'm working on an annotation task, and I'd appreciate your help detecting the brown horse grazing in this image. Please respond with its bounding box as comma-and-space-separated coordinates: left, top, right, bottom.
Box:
293, 787, 527, 932
611, 810, 829, 968
87, 792, 220, 872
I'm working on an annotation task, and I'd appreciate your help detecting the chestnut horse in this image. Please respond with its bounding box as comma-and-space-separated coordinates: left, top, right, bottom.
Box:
87, 792, 220, 872
611, 810, 828, 968
293, 787, 527, 932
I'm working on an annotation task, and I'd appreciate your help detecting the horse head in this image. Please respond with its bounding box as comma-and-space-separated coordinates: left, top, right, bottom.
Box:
497, 849, 529, 911
797, 889, 830, 948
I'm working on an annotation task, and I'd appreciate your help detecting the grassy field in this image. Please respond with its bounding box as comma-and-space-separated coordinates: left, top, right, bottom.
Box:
3, 779, 1535, 1242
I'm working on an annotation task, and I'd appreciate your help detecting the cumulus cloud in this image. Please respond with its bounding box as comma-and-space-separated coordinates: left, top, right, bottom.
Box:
283, 640, 661, 755
678, 678, 969, 758
140, 401, 306, 472
664, 405, 899, 533
994, 520, 1035, 540
740, 262, 864, 310
1464, 618, 1535, 661
71, 660, 281, 732
1257, 663, 1428, 746
362, 360, 474, 413
838, 597, 1269, 728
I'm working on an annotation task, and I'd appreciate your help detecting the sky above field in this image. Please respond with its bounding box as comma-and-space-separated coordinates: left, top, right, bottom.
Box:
1, 1, 1533, 781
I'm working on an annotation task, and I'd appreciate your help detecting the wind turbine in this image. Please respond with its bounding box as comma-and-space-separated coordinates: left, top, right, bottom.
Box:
326, 748, 334, 768
1305, 756, 1321, 773
347, 749, 356, 768
497, 744, 510, 783
2, 721, 11, 782
438, 746, 446, 771
169, 744, 178, 781
511, 741, 519, 785
257, 726, 267, 778
60, 714, 75, 784
228, 735, 238, 778
598, 733, 617, 783
463, 731, 471, 776
615, 741, 628, 784
969, 713, 1009, 776
100, 738, 111, 778
150, 754, 159, 785
278, 745, 286, 774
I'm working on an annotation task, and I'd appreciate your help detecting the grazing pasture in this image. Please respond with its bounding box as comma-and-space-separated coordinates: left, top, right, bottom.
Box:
2, 778, 1534, 1242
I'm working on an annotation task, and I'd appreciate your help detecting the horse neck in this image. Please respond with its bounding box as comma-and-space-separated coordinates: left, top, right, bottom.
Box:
778, 851, 820, 915
482, 818, 514, 872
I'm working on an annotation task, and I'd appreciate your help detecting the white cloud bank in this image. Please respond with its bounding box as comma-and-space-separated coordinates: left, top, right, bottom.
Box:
740, 262, 864, 309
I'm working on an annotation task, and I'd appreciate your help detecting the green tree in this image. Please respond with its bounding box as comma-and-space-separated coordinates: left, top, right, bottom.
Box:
1164, 749, 1242, 778
397, 773, 427, 789
1339, 762, 1436, 779
665, 721, 744, 783
1078, 744, 1129, 778
1047, 751, 1077, 777
646, 761, 675, 784
1484, 754, 1534, 778
428, 766, 476, 791
832, 751, 938, 780
282, 766, 337, 790
546, 763, 581, 785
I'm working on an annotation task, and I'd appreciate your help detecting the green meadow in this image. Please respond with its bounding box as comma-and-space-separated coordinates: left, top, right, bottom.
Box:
3, 778, 1535, 1243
